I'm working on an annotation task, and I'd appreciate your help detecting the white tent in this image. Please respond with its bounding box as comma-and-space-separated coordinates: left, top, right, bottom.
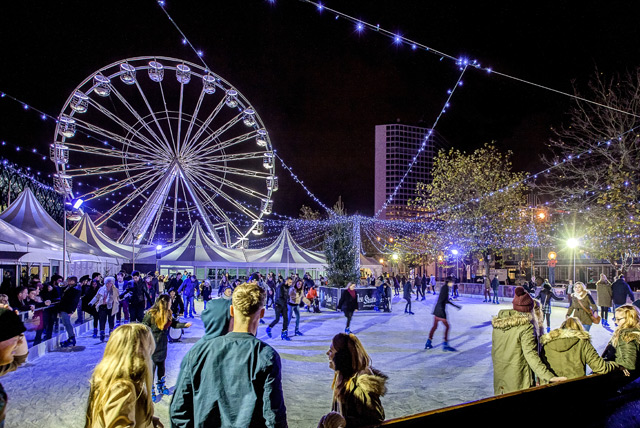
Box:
0, 189, 120, 275
70, 213, 156, 261
242, 227, 326, 268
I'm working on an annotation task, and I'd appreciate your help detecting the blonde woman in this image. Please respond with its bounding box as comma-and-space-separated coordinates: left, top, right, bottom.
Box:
541, 316, 618, 380
566, 282, 598, 331
607, 305, 640, 375
85, 323, 163, 428
324, 333, 387, 427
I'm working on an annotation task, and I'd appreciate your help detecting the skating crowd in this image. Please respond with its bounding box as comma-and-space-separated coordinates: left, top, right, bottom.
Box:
1, 269, 639, 427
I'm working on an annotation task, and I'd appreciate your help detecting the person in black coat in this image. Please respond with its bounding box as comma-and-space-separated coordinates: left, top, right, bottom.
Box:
425, 277, 461, 351
58, 276, 82, 347
125, 271, 151, 322
612, 274, 635, 319
338, 282, 359, 334
267, 277, 291, 340
414, 275, 423, 301
403, 277, 414, 314
82, 279, 101, 338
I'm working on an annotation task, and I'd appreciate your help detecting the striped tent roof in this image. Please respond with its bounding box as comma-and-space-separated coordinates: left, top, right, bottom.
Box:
70, 213, 156, 261
243, 227, 326, 266
0, 188, 113, 257
155, 221, 247, 265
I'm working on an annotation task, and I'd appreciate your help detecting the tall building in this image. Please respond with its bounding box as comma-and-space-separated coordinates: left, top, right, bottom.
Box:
374, 122, 446, 220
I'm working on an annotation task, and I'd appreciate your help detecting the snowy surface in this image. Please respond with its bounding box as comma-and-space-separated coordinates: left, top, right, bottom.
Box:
2, 294, 614, 428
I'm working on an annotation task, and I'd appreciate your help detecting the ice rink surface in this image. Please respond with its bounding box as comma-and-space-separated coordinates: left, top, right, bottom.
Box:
3, 294, 614, 427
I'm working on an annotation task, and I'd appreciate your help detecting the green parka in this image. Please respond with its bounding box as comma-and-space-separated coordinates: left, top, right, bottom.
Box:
566, 294, 598, 325
613, 328, 640, 372
540, 328, 618, 380
596, 280, 613, 307
492, 309, 555, 395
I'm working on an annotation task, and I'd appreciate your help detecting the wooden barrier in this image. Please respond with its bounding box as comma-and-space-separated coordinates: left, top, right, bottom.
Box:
378, 372, 640, 428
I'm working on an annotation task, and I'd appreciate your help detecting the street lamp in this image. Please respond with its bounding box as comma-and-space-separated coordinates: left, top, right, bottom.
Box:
451, 249, 459, 280
62, 198, 84, 278
567, 238, 579, 282
155, 244, 163, 274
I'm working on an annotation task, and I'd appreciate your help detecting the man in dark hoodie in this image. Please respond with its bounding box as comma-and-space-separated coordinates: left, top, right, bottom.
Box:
58, 276, 82, 347
125, 271, 151, 322
170, 282, 287, 428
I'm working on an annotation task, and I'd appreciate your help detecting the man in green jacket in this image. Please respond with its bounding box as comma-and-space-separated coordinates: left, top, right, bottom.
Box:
491, 286, 566, 395
170, 282, 287, 427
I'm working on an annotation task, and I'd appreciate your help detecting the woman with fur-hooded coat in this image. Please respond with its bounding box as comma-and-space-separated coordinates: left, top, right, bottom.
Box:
325, 333, 387, 428
491, 286, 564, 395
606, 305, 640, 378
541, 316, 618, 380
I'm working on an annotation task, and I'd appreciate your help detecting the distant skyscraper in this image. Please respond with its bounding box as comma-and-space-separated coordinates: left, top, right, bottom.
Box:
374, 122, 446, 220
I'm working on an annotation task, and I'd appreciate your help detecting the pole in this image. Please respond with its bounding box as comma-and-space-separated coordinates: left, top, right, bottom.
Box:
62, 210, 67, 279
132, 234, 136, 272
573, 249, 576, 282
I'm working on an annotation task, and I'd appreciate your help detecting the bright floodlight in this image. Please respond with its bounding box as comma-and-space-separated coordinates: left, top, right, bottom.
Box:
392, 253, 399, 260
156, 244, 163, 250
72, 198, 83, 209
451, 249, 459, 255
567, 238, 579, 248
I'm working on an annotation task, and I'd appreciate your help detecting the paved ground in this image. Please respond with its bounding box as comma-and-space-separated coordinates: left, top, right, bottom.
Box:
3, 294, 615, 428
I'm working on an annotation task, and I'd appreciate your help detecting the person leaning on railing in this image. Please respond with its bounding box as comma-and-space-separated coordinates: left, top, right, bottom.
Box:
540, 316, 619, 381
492, 286, 567, 395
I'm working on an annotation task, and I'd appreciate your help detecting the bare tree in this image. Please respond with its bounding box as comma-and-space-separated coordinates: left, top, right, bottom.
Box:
539, 68, 640, 273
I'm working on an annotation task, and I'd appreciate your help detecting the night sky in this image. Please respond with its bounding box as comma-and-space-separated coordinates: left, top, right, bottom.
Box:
1, 0, 639, 223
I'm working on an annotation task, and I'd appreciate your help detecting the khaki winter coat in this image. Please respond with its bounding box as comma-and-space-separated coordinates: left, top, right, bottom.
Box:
540, 328, 618, 380
613, 328, 640, 372
90, 380, 154, 428
491, 309, 555, 395
596, 280, 613, 307
332, 368, 387, 428
566, 294, 598, 325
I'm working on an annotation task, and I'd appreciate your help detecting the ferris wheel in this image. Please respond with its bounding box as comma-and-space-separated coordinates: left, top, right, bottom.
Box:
51, 56, 277, 248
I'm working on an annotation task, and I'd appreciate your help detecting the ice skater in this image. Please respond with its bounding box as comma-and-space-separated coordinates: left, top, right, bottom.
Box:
338, 282, 359, 334
142, 294, 192, 401
266, 277, 291, 340
403, 276, 414, 314
425, 277, 461, 351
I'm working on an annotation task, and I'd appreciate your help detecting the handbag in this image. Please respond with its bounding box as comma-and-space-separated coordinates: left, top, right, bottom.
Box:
577, 297, 601, 324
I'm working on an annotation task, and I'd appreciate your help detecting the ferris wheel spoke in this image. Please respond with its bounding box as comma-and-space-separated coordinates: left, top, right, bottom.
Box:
181, 97, 226, 156
146, 189, 169, 245
189, 167, 268, 201
190, 184, 245, 236
157, 81, 178, 150
107, 86, 174, 156
122, 166, 179, 244
178, 175, 194, 229
203, 151, 268, 164
189, 162, 271, 179
72, 119, 161, 159
78, 169, 162, 201
133, 80, 175, 154
181, 90, 206, 155
64, 161, 152, 177
64, 142, 155, 163
182, 113, 243, 159
188, 130, 257, 160
186, 170, 260, 220
94, 174, 163, 227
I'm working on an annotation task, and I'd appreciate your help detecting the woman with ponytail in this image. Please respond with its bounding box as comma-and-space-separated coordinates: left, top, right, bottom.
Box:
142, 294, 191, 401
